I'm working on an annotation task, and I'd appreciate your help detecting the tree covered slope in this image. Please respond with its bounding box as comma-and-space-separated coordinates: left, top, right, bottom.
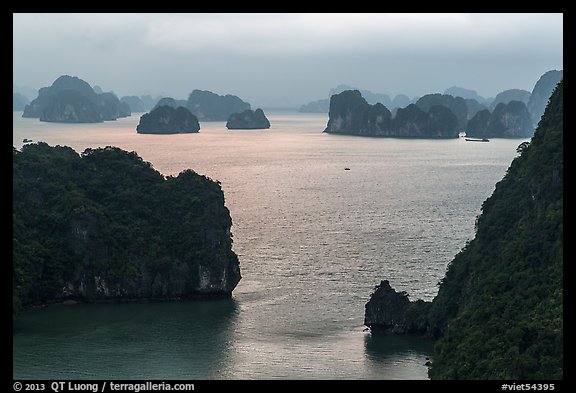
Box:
427, 80, 563, 379
13, 144, 241, 314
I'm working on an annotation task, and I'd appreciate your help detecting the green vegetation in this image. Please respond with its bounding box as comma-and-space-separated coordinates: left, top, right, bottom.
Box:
13, 144, 240, 314
427, 80, 563, 379
366, 80, 563, 379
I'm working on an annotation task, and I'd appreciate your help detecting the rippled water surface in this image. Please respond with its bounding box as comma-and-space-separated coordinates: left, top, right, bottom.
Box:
13, 112, 526, 379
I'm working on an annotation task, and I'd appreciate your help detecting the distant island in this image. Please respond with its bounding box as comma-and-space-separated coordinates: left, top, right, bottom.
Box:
120, 96, 146, 112
299, 98, 330, 113
304, 69, 561, 140
489, 89, 531, 110
13, 92, 29, 111
226, 108, 270, 129
364, 80, 563, 379
136, 105, 200, 134
461, 69, 562, 138
22, 75, 130, 123
13, 143, 241, 313
324, 90, 459, 138
415, 93, 468, 131
299, 84, 414, 114
187, 89, 251, 121
465, 100, 533, 139
152, 97, 188, 111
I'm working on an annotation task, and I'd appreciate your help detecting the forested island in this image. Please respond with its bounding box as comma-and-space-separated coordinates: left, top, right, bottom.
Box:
13, 144, 241, 314
364, 80, 563, 379
187, 89, 250, 121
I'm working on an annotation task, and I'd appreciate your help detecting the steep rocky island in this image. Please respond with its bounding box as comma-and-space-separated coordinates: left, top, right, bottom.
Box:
23, 75, 130, 123
364, 80, 563, 379
527, 69, 563, 126
226, 108, 270, 129
13, 144, 241, 312
136, 105, 200, 134
324, 90, 459, 138
465, 100, 534, 138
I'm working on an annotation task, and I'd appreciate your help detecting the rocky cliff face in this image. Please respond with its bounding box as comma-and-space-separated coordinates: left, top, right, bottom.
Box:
99, 92, 131, 120
40, 90, 103, 123
226, 108, 270, 129
13, 144, 241, 307
187, 89, 251, 121
324, 90, 458, 138
22, 75, 129, 123
136, 105, 200, 134
365, 280, 412, 333
324, 90, 393, 136
466, 100, 533, 138
464, 98, 488, 120
527, 69, 563, 126
465, 109, 491, 137
415, 93, 468, 131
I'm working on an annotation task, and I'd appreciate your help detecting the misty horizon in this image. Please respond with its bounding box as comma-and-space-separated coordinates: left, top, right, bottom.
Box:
13, 13, 563, 108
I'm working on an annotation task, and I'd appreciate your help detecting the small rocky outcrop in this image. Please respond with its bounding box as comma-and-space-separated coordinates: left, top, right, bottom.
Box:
364, 280, 431, 335
137, 105, 200, 134
364, 280, 411, 332
226, 108, 270, 129
187, 89, 251, 121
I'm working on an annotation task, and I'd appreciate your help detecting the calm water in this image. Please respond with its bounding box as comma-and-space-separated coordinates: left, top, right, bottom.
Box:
12, 111, 526, 379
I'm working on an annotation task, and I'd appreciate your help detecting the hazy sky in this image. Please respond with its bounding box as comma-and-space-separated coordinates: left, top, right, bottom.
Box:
13, 13, 563, 108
